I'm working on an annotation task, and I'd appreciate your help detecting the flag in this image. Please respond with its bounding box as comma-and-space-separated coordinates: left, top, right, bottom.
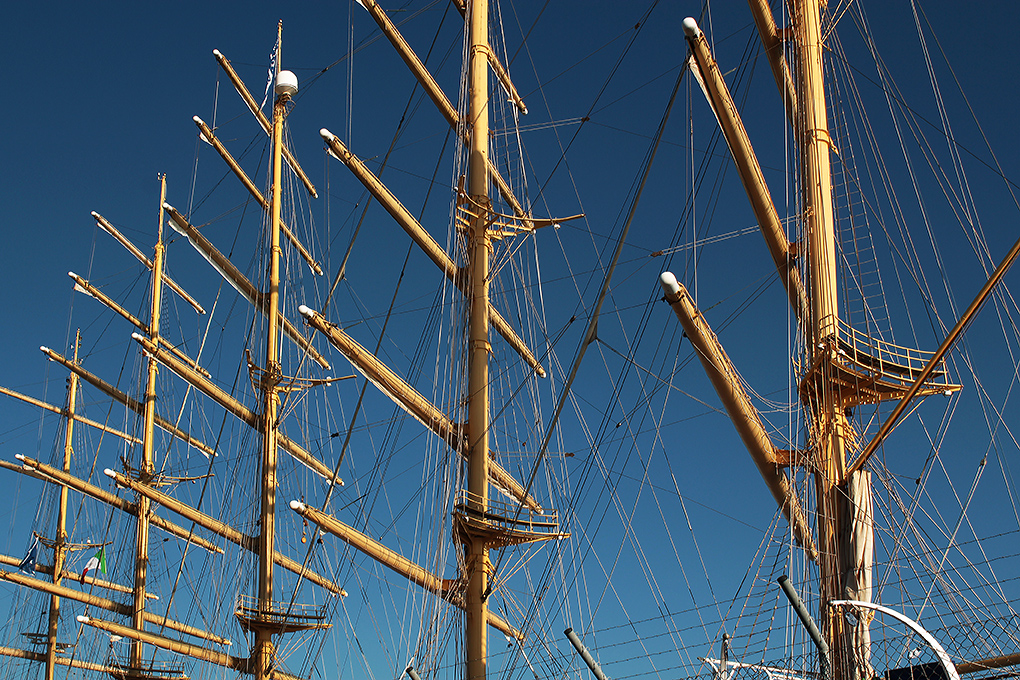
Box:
18, 539, 38, 575
80, 547, 107, 584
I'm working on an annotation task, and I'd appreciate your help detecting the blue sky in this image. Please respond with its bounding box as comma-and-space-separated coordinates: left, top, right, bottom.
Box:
3, 1, 1020, 679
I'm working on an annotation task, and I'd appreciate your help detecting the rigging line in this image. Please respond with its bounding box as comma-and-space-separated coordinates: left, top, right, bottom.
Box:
916, 446, 989, 619
511, 183, 707, 662
995, 438, 1020, 533
492, 118, 586, 136
913, 0, 1020, 228
876, 439, 993, 616
157, 302, 221, 472
838, 14, 1020, 207
591, 269, 782, 437
326, 239, 413, 506
888, 83, 979, 324
149, 292, 224, 638
653, 225, 762, 256
154, 285, 262, 640
919, 437, 1011, 617
862, 58, 952, 345
893, 80, 1020, 383
285, 100, 457, 623
323, 7, 457, 313
486, 58, 687, 597
345, 177, 455, 544
821, 126, 943, 339
65, 450, 121, 673
478, 314, 579, 446
820, 0, 856, 45
592, 336, 723, 419
852, 229, 1020, 477
836, 17, 1011, 360
720, 512, 787, 643
948, 334, 1020, 478
347, 0, 354, 146
593, 66, 686, 124
505, 0, 549, 68
187, 132, 268, 219
524, 0, 662, 223
299, 0, 442, 95
647, 343, 722, 637
909, 0, 978, 238
557, 451, 656, 659
600, 438, 766, 531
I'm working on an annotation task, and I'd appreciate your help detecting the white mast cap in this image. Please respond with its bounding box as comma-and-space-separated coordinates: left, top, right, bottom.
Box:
275, 70, 299, 97
659, 271, 681, 297
682, 17, 701, 38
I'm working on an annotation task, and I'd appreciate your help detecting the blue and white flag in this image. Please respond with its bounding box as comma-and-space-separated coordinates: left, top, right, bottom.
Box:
18, 538, 38, 575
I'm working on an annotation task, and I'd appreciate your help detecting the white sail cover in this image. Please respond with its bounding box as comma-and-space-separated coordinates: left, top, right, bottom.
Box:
844, 469, 875, 680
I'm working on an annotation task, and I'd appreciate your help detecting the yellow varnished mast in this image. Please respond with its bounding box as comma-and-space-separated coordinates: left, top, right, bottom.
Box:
43, 329, 80, 680
790, 2, 853, 677
254, 20, 288, 680
465, 1, 493, 679
129, 174, 167, 672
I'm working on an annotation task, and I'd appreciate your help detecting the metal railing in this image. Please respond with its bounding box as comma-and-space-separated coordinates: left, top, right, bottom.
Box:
104, 656, 188, 679
235, 593, 329, 624
455, 490, 559, 534
835, 319, 953, 388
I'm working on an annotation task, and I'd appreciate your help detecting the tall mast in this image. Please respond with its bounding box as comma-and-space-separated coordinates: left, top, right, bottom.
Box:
792, 0, 850, 676
130, 174, 167, 670
44, 329, 80, 680
465, 1, 492, 679
254, 20, 287, 680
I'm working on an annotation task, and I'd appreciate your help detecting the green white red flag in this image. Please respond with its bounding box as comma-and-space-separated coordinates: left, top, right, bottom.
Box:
80, 548, 107, 584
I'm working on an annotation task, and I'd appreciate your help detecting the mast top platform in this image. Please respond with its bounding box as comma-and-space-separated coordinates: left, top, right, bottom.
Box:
453, 490, 568, 549
233, 594, 333, 634
799, 320, 961, 408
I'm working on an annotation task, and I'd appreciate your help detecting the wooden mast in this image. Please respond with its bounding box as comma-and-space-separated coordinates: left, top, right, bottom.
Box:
129, 174, 166, 671
43, 329, 80, 680
792, 0, 851, 676
254, 20, 287, 680
465, 1, 493, 680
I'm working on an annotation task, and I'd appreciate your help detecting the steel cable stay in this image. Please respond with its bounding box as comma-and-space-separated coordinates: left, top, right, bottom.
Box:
385, 7, 689, 660
514, 38, 799, 660
825, 14, 1020, 655
873, 455, 1011, 627
296, 30, 470, 660
479, 76, 689, 672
